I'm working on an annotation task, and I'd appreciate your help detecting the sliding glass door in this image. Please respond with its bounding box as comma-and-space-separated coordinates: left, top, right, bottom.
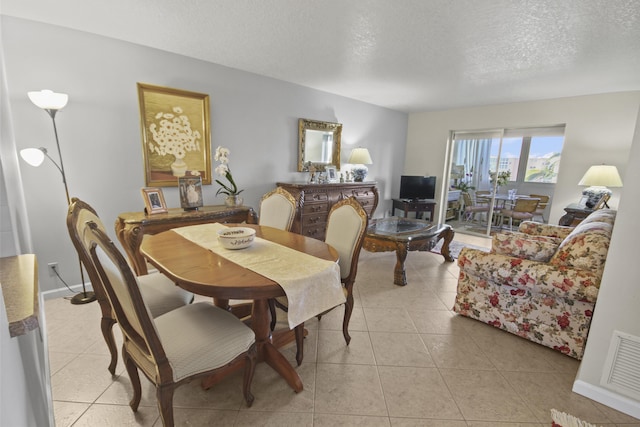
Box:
444, 126, 565, 236
446, 130, 504, 236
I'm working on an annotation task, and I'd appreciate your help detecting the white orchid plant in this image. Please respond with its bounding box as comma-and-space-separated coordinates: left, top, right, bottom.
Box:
214, 146, 243, 196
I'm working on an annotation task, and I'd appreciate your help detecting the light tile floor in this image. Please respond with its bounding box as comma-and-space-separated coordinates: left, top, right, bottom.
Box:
46, 233, 640, 426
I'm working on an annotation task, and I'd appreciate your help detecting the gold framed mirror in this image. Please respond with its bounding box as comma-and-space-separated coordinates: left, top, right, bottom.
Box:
298, 118, 342, 172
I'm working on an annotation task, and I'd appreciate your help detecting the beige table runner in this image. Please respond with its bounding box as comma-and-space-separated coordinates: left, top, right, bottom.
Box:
172, 223, 344, 328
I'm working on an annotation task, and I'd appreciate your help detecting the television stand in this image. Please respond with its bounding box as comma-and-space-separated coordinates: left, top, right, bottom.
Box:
392, 198, 436, 221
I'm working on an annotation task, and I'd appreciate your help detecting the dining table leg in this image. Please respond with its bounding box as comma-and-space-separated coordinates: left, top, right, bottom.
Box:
252, 299, 304, 393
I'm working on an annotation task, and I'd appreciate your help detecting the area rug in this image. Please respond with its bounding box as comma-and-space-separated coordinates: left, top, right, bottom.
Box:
551, 409, 598, 427
430, 240, 490, 259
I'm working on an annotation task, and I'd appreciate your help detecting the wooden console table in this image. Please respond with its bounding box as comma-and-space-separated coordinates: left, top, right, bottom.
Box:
392, 198, 437, 221
277, 182, 378, 241
558, 204, 593, 226
115, 205, 257, 275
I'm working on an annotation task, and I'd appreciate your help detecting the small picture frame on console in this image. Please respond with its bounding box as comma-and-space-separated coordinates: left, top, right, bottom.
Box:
178, 176, 203, 210
141, 187, 168, 215
326, 166, 338, 183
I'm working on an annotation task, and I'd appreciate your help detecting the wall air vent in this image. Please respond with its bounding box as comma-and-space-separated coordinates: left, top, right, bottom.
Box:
601, 330, 640, 401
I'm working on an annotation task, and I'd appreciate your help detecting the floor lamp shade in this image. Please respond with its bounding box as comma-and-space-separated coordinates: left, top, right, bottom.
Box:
27, 89, 68, 110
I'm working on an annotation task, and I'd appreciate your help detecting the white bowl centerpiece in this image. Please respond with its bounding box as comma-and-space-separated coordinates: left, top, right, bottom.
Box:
217, 227, 256, 249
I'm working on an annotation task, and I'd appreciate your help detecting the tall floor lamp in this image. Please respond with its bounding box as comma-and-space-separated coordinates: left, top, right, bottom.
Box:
20, 89, 96, 304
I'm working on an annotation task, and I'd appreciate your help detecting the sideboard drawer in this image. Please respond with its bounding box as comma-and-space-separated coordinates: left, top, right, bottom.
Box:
301, 202, 329, 215
355, 196, 376, 210
302, 224, 326, 239
302, 213, 328, 226
351, 188, 376, 199
304, 192, 329, 203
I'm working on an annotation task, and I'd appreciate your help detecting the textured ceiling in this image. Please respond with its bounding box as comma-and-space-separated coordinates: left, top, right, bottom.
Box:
2, 0, 640, 112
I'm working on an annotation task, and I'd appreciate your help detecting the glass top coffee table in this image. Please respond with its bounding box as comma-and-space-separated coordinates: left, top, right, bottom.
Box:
363, 217, 454, 286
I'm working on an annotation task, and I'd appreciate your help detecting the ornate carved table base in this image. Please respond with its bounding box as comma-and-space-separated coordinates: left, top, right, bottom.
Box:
363, 218, 454, 286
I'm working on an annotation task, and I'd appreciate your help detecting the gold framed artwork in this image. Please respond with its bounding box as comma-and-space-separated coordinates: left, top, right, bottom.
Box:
141, 187, 168, 215
178, 176, 203, 210
137, 83, 212, 187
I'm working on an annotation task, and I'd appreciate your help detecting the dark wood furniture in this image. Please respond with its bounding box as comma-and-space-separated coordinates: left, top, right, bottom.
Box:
115, 205, 257, 275
276, 182, 378, 241
559, 204, 593, 226
392, 198, 437, 221
363, 218, 454, 286
140, 224, 339, 393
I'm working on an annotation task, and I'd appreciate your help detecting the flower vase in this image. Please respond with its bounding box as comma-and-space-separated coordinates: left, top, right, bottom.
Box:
225, 195, 243, 207
171, 158, 187, 177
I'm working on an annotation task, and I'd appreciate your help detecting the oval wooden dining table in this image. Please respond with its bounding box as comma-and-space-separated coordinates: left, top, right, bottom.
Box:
139, 224, 339, 393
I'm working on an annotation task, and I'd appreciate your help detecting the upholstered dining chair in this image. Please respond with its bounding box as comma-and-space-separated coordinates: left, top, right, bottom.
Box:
258, 187, 297, 231
461, 191, 490, 222
270, 197, 368, 365
66, 198, 194, 375
498, 197, 540, 230
529, 193, 550, 222
83, 220, 257, 427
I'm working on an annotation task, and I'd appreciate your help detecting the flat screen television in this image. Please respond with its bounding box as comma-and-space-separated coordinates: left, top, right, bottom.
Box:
399, 175, 436, 200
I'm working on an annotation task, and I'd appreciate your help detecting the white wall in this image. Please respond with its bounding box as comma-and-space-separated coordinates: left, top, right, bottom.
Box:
406, 92, 640, 224
1, 17, 408, 292
574, 105, 640, 418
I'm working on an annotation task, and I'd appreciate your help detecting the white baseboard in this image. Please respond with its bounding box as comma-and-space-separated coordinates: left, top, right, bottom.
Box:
573, 379, 640, 419
41, 283, 94, 301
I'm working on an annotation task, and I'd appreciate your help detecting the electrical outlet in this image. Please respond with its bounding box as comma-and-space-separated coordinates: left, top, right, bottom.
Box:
48, 262, 58, 277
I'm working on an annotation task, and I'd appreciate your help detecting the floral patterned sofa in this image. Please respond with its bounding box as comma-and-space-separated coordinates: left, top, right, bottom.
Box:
453, 209, 616, 359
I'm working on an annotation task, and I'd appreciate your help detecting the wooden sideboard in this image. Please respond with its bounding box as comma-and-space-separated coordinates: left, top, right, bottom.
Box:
116, 205, 257, 275
277, 182, 379, 241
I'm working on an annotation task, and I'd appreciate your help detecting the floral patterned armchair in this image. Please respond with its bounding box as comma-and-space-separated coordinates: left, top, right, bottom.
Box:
453, 209, 616, 359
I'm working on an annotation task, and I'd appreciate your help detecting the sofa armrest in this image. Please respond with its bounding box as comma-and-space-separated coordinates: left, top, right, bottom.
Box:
492, 231, 561, 262
518, 221, 573, 239
458, 247, 600, 303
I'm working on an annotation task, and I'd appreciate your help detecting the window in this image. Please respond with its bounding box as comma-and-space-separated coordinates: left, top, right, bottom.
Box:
524, 136, 563, 183
489, 128, 565, 185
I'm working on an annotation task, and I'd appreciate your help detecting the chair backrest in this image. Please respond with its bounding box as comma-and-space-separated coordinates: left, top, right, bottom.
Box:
84, 220, 168, 373
513, 197, 539, 213
259, 187, 297, 231
67, 198, 112, 314
324, 197, 368, 283
529, 194, 550, 208
461, 191, 473, 207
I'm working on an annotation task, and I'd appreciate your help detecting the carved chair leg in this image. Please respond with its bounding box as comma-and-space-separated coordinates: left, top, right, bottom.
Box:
294, 324, 305, 366
123, 349, 141, 412
243, 344, 257, 407
342, 297, 353, 346
268, 299, 277, 331
101, 316, 118, 375
156, 384, 175, 427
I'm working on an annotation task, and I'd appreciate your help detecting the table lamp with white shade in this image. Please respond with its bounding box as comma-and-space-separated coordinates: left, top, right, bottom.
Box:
578, 164, 623, 209
348, 147, 373, 182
